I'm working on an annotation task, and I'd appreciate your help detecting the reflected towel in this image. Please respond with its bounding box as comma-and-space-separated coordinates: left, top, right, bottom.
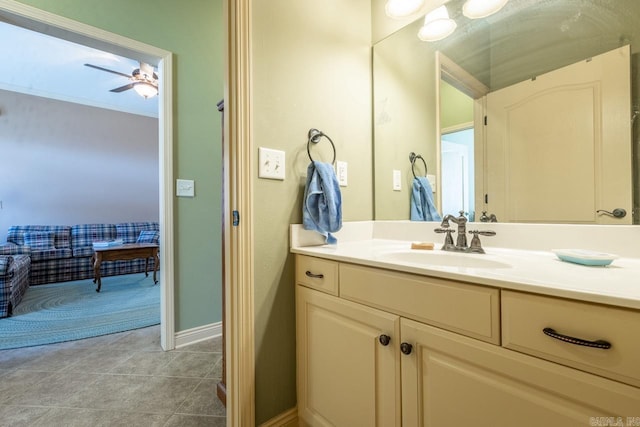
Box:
303, 161, 342, 244
410, 177, 441, 221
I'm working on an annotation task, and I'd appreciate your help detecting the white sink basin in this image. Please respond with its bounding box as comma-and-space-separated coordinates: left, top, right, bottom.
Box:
379, 250, 511, 269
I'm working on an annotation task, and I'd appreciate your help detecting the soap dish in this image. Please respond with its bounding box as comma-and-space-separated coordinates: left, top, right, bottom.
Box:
551, 249, 618, 266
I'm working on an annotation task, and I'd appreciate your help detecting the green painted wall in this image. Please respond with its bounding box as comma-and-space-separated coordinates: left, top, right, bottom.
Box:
440, 80, 473, 130
14, 0, 225, 331
252, 0, 373, 423
373, 16, 438, 220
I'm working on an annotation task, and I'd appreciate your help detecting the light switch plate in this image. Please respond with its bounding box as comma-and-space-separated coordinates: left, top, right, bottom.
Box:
258, 147, 285, 180
336, 161, 348, 186
176, 179, 195, 197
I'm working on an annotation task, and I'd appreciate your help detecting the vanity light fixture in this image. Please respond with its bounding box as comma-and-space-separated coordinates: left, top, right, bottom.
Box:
385, 0, 426, 19
462, 0, 509, 19
417, 5, 457, 42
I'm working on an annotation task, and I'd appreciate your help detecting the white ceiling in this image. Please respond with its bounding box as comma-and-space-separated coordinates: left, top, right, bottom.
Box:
0, 21, 158, 118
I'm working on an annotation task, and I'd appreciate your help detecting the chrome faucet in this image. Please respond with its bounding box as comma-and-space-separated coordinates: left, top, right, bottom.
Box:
440, 211, 468, 251
434, 211, 496, 253
480, 211, 498, 223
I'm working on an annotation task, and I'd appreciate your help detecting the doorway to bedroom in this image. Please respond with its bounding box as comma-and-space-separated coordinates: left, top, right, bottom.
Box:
0, 6, 174, 349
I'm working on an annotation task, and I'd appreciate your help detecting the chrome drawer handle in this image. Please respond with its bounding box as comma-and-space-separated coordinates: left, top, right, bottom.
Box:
305, 271, 324, 279
542, 327, 611, 350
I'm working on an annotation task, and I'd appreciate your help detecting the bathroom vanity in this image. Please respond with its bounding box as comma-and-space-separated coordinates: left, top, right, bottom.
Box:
291, 222, 640, 426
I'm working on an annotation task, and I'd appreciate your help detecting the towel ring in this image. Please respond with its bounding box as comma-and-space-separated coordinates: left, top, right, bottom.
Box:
409, 152, 427, 178
307, 128, 336, 165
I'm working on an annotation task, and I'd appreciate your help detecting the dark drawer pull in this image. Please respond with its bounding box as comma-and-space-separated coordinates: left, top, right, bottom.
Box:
305, 271, 324, 279
542, 327, 611, 350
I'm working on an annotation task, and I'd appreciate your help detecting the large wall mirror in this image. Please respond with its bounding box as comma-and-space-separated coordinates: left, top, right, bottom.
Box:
373, 0, 640, 224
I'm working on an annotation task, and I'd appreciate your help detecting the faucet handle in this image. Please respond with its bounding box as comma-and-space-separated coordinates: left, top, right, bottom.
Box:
470, 230, 496, 237
434, 228, 455, 251
467, 230, 496, 254
435, 227, 454, 233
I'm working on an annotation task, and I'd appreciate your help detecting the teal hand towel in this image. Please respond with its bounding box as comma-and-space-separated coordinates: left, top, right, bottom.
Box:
410, 176, 441, 221
303, 161, 342, 244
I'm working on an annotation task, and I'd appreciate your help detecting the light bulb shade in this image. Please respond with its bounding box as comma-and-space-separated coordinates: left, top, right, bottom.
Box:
418, 6, 457, 42
133, 81, 158, 99
462, 0, 509, 19
385, 0, 426, 19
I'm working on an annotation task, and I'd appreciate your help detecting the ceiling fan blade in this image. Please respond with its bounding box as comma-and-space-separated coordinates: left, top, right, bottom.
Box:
110, 83, 135, 93
84, 63, 131, 78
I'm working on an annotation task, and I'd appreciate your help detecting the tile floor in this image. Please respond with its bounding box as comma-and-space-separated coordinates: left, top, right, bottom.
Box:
0, 325, 226, 426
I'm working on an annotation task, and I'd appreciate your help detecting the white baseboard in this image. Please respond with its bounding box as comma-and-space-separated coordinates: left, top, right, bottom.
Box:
260, 407, 298, 427
174, 321, 222, 348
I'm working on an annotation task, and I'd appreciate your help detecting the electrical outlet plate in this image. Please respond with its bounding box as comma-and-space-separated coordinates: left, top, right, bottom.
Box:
258, 147, 285, 180
427, 174, 437, 192
393, 169, 402, 191
336, 161, 348, 186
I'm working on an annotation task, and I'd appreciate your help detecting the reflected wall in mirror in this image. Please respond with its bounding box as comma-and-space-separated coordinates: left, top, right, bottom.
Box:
373, 0, 640, 224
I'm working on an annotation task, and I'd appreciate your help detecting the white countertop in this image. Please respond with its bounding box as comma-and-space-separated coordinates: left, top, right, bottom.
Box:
291, 238, 640, 310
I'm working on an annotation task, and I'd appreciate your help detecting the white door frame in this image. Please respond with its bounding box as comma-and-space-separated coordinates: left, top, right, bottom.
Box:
0, 0, 176, 350
437, 52, 489, 219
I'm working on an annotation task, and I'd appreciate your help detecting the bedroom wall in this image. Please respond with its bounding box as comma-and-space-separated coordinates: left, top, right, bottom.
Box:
0, 89, 158, 240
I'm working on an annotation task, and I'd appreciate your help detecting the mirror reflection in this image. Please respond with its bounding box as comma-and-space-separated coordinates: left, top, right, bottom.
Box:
373, 0, 640, 224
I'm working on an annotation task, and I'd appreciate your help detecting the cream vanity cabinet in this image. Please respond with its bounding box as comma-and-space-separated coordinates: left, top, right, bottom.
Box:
295, 254, 640, 426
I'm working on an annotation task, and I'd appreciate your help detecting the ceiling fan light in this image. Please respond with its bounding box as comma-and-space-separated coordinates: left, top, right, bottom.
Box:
133, 81, 158, 99
462, 0, 509, 19
385, 0, 426, 19
418, 6, 457, 42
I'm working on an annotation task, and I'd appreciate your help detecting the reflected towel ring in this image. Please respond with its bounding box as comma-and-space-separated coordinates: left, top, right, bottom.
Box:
307, 128, 337, 165
409, 152, 427, 178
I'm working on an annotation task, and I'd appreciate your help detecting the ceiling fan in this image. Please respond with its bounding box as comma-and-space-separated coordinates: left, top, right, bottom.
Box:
84, 61, 159, 99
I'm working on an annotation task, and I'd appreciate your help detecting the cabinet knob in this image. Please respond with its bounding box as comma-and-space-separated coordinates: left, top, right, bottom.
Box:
400, 342, 413, 355
379, 334, 391, 346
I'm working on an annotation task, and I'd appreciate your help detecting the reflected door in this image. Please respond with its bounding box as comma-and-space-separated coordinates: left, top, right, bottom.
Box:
485, 46, 632, 224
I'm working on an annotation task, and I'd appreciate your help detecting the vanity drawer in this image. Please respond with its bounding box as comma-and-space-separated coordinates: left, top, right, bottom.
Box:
502, 290, 640, 387
296, 255, 339, 296
339, 263, 500, 344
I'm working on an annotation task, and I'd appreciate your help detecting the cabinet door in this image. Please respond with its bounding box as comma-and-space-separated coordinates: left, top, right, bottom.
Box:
296, 285, 401, 427
401, 318, 640, 427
